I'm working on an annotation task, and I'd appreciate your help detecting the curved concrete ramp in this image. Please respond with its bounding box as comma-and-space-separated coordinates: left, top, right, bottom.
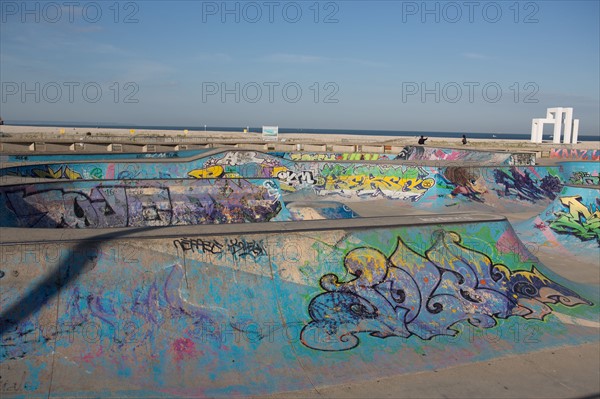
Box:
1, 215, 597, 397
516, 185, 599, 265
0, 150, 563, 213
0, 178, 290, 228
286, 201, 358, 220
277, 146, 534, 165
559, 161, 600, 186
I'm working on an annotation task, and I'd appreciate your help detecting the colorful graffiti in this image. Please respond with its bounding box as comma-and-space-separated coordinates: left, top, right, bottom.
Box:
550, 149, 600, 161
493, 167, 562, 202
396, 146, 516, 164
301, 230, 592, 351
442, 167, 487, 202
548, 196, 600, 243
314, 164, 435, 201
0, 179, 288, 228
286, 153, 389, 161
31, 165, 82, 180
1, 219, 597, 397
569, 171, 600, 186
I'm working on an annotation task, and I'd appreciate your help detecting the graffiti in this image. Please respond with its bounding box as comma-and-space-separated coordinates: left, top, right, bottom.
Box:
1, 179, 287, 228
301, 230, 592, 351
550, 149, 600, 161
188, 165, 226, 179
569, 171, 600, 186
508, 153, 536, 166
173, 237, 267, 259
549, 196, 600, 243
30, 165, 82, 180
0, 264, 226, 361
275, 169, 317, 186
315, 164, 435, 201
442, 167, 487, 202
116, 165, 147, 179
89, 167, 104, 180
493, 167, 562, 202
288, 153, 386, 162
395, 146, 514, 164
218, 151, 266, 166
262, 180, 281, 203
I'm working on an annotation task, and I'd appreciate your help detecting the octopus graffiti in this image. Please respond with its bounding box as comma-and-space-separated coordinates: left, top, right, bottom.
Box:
301, 230, 592, 351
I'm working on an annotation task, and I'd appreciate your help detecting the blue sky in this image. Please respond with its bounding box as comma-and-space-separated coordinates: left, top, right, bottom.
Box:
1, 0, 599, 135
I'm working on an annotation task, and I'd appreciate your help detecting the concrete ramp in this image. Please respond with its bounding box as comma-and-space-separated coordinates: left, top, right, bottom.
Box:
516, 185, 599, 265
286, 201, 358, 220
0, 178, 291, 228
559, 161, 600, 186
0, 150, 563, 214
1, 215, 597, 397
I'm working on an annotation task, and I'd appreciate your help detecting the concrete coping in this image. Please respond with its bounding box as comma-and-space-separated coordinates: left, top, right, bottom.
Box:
0, 213, 506, 244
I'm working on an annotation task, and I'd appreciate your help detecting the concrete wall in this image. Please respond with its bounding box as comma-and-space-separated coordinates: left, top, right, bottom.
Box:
0, 179, 290, 228
559, 162, 600, 186
1, 218, 597, 397
0, 150, 565, 212
550, 148, 600, 161
516, 185, 600, 258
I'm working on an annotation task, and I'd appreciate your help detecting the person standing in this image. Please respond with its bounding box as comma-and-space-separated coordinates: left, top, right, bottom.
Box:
418, 135, 428, 145
462, 134, 468, 145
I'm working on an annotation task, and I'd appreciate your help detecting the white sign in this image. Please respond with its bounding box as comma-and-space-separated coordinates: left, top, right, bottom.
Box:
262, 126, 278, 141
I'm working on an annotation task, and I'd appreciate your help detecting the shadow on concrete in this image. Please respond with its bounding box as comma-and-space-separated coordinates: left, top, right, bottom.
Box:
0, 227, 163, 336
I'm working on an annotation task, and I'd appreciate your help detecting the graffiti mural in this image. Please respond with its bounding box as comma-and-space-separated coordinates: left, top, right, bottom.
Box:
493, 167, 562, 202
442, 167, 487, 202
301, 230, 592, 351
550, 149, 600, 161
569, 171, 600, 186
0, 179, 289, 228
548, 196, 600, 243
31, 165, 83, 180
285, 153, 389, 162
0, 263, 227, 361
396, 146, 516, 164
314, 164, 435, 201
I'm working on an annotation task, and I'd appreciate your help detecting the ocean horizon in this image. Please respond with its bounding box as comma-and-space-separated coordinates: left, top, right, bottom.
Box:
2, 122, 599, 142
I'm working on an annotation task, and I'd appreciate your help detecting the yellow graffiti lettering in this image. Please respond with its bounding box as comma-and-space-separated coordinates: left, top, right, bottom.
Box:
188, 165, 225, 179
560, 196, 593, 219
64, 166, 82, 180
33, 166, 63, 179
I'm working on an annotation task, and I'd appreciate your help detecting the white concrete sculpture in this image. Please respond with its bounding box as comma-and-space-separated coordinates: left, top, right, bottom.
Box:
530, 107, 580, 144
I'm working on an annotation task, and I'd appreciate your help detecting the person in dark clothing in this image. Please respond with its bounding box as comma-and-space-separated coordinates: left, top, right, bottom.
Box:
462, 134, 468, 145
418, 135, 428, 145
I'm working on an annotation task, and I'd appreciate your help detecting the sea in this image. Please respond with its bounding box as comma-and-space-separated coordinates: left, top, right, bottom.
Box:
3, 122, 599, 142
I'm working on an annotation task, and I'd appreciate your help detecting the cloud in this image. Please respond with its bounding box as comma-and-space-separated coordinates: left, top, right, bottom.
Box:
462, 52, 492, 60
260, 53, 389, 67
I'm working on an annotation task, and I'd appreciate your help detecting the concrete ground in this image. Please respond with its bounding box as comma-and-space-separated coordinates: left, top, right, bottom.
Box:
264, 342, 600, 399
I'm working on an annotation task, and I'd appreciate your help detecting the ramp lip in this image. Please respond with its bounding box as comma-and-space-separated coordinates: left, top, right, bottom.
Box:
0, 213, 506, 244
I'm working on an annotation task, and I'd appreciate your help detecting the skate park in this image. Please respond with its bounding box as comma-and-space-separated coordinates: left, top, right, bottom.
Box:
0, 136, 598, 398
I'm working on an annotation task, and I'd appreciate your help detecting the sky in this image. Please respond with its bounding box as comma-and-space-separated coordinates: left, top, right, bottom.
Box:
1, 0, 599, 135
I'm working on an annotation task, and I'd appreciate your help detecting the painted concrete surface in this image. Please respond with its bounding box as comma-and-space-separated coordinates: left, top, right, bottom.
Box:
0, 150, 563, 209
0, 179, 291, 228
559, 161, 600, 186
550, 148, 599, 161
516, 185, 599, 265
274, 146, 535, 165
1, 146, 534, 165
1, 216, 598, 398
0, 149, 207, 164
